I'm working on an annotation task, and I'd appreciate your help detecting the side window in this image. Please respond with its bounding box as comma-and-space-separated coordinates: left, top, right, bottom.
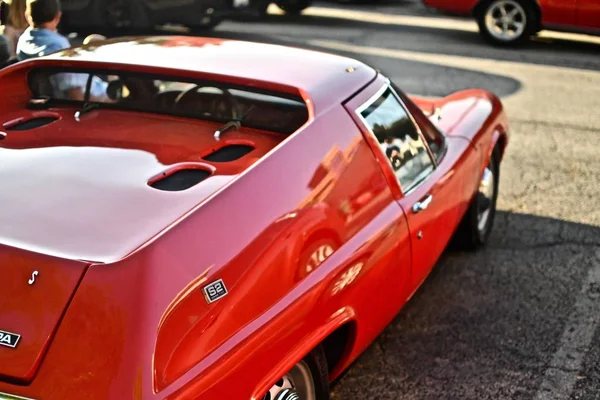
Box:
392, 83, 446, 163
360, 87, 435, 192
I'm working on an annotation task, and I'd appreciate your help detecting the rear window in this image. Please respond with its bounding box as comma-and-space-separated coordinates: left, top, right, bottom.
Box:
27, 68, 309, 134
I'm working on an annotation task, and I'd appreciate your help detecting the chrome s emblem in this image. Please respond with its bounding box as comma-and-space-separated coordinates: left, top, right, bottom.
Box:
203, 279, 228, 304
0, 330, 21, 349
28, 271, 39, 285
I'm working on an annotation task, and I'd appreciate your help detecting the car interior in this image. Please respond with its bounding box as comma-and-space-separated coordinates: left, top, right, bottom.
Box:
27, 68, 310, 135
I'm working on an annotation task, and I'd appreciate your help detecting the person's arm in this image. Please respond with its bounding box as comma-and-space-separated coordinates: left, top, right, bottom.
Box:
65, 87, 85, 101
63, 76, 113, 103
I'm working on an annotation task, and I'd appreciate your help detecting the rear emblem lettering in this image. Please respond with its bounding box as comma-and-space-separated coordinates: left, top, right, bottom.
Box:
28, 271, 39, 285
0, 330, 21, 348
203, 279, 228, 304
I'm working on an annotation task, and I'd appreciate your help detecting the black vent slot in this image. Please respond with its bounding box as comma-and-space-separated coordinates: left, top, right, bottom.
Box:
150, 169, 211, 192
5, 116, 58, 131
203, 144, 254, 162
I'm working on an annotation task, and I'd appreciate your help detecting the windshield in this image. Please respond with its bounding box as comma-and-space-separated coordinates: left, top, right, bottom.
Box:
27, 68, 309, 134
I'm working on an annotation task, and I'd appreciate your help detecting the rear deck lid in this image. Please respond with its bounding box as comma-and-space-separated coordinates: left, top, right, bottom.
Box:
0, 245, 87, 383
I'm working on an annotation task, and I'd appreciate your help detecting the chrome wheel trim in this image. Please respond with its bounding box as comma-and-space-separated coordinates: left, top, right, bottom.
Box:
287, 361, 316, 400
264, 375, 294, 400
484, 0, 527, 41
264, 361, 316, 400
477, 166, 495, 233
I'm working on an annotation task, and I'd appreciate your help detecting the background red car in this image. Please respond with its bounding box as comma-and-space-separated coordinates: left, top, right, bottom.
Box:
424, 0, 600, 45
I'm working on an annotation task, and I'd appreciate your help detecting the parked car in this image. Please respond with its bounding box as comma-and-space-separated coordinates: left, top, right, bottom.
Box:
0, 35, 508, 400
57, 0, 279, 34
268, 0, 312, 14
423, 0, 600, 46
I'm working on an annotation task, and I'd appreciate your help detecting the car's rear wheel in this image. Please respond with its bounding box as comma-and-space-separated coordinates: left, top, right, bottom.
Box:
263, 346, 329, 400
452, 147, 500, 250
475, 0, 537, 46
275, 0, 312, 15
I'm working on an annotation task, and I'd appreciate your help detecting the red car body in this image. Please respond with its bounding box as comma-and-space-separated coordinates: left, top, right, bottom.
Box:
0, 37, 509, 399
424, 0, 600, 33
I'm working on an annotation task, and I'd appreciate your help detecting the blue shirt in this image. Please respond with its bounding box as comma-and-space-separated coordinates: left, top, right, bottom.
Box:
16, 27, 70, 61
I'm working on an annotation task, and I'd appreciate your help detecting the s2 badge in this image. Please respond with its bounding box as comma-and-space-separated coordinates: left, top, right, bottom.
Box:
203, 279, 228, 304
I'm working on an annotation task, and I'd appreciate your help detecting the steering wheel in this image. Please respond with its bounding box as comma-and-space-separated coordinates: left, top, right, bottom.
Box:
174, 85, 240, 121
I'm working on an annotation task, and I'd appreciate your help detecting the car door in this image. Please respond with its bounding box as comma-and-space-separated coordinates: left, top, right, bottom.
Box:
576, 0, 600, 29
539, 0, 577, 26
351, 83, 465, 290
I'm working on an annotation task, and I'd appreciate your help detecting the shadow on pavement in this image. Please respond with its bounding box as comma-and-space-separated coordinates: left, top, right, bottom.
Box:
331, 210, 600, 399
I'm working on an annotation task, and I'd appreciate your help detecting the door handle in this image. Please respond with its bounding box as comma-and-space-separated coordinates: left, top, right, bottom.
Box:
412, 194, 433, 214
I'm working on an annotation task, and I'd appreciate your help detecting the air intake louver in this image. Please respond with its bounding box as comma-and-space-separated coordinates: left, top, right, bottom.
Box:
150, 169, 211, 192
5, 116, 58, 131
203, 144, 254, 162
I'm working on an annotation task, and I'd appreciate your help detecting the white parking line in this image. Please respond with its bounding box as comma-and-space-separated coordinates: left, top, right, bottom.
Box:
534, 249, 600, 400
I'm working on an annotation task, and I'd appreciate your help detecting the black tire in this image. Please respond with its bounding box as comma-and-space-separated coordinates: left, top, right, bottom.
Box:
186, 16, 223, 32
475, 0, 537, 46
257, 1, 272, 17
275, 0, 311, 15
232, 1, 271, 21
451, 147, 500, 250
265, 346, 330, 400
337, 0, 384, 3
303, 345, 330, 400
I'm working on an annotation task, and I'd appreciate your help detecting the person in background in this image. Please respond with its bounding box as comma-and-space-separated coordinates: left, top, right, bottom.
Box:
16, 0, 69, 61
16, 0, 109, 101
0, 0, 28, 58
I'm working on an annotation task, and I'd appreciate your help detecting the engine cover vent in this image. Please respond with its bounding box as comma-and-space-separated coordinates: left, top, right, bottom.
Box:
5, 116, 58, 131
203, 144, 254, 162
150, 169, 211, 192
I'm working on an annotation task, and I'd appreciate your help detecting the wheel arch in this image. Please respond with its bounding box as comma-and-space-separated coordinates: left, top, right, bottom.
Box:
252, 312, 358, 399
489, 126, 509, 164
321, 321, 357, 380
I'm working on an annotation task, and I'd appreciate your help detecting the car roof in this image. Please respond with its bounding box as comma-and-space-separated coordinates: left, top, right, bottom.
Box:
39, 36, 378, 115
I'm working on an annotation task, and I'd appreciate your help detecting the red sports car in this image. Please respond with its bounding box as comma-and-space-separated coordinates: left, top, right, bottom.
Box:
0, 36, 509, 400
424, 0, 600, 45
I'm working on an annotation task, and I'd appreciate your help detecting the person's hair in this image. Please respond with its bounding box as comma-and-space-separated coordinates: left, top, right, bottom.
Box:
7, 0, 28, 29
26, 0, 61, 26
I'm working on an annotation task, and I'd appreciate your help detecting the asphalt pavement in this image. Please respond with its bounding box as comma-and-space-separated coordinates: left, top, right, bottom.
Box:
205, 1, 600, 399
